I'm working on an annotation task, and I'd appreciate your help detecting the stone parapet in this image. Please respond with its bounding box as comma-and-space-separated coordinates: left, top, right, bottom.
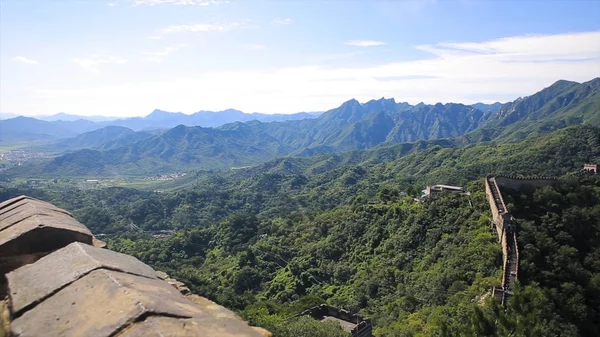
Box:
0, 195, 270, 337
296, 304, 372, 337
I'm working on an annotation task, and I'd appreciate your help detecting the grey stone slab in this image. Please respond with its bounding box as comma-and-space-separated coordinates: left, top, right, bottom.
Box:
0, 195, 27, 210
0, 197, 88, 253
11, 269, 208, 337
0, 214, 92, 255
0, 201, 72, 225
0, 210, 85, 233
7, 242, 158, 315
0, 197, 71, 218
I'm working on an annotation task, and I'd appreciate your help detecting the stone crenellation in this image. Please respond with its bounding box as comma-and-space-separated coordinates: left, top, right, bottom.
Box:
296, 304, 372, 337
494, 175, 558, 192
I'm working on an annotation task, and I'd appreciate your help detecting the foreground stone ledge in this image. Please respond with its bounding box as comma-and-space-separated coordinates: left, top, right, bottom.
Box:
7, 242, 157, 316
0, 196, 92, 261
0, 195, 270, 337
11, 269, 207, 337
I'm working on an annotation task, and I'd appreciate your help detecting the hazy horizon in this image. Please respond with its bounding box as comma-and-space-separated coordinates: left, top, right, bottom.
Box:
0, 93, 514, 119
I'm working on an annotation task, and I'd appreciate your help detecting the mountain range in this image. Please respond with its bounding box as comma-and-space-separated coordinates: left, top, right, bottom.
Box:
6, 78, 600, 177
0, 109, 324, 144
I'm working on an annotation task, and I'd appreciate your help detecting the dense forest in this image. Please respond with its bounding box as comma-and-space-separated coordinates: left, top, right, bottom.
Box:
1, 126, 599, 336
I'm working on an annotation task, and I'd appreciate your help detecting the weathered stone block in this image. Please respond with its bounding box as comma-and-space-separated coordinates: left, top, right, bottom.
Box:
7, 242, 157, 316
10, 269, 207, 337
0, 196, 92, 259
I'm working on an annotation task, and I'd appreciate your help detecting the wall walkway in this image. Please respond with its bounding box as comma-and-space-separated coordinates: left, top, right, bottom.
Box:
485, 175, 556, 305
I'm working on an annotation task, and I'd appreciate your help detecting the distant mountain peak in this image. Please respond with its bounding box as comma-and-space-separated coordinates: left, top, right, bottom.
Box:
145, 109, 186, 121
220, 108, 244, 114
375, 97, 395, 103
550, 79, 579, 87
341, 98, 360, 107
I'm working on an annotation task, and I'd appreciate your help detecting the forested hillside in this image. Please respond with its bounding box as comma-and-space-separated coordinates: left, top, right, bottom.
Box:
2, 126, 599, 336
474, 176, 600, 336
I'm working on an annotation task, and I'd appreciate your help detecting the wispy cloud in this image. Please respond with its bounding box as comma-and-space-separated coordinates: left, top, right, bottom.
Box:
147, 35, 163, 40
107, 2, 118, 6
272, 18, 292, 25
142, 43, 186, 62
13, 56, 38, 64
72, 55, 126, 71
161, 21, 250, 34
243, 44, 266, 51
132, 0, 226, 6
345, 40, 387, 47
29, 31, 600, 116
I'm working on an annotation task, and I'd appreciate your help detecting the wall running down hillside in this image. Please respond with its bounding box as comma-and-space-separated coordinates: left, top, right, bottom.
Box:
0, 196, 270, 337
485, 175, 556, 305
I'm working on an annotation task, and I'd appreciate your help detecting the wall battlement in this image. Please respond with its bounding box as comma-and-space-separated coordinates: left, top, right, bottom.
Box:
494, 175, 557, 192
296, 304, 372, 337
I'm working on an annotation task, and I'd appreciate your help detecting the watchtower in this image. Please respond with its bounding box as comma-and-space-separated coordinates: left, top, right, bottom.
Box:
583, 163, 597, 174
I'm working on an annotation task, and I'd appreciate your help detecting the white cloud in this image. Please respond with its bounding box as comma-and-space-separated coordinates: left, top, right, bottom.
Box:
272, 18, 292, 25
161, 21, 250, 34
107, 2, 118, 6
13, 56, 38, 64
142, 43, 186, 62
18, 31, 600, 116
72, 55, 126, 71
147, 35, 163, 40
132, 0, 226, 6
345, 40, 387, 47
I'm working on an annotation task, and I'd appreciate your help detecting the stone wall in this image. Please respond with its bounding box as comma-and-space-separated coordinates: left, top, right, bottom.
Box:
484, 176, 507, 242
297, 304, 372, 337
484, 177, 522, 305
0, 195, 270, 337
494, 175, 557, 192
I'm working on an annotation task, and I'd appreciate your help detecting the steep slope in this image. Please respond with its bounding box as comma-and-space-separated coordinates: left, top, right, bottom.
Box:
256, 98, 489, 154
232, 125, 599, 183
386, 103, 489, 143
467, 78, 600, 142
376, 125, 600, 185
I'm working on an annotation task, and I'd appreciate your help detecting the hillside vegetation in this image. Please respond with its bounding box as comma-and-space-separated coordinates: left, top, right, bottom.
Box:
2, 125, 599, 336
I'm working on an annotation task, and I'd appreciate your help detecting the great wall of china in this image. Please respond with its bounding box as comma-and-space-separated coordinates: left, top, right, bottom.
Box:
484, 175, 557, 305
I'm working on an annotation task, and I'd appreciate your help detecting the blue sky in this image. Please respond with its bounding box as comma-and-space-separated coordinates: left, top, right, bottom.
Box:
1, 0, 599, 117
